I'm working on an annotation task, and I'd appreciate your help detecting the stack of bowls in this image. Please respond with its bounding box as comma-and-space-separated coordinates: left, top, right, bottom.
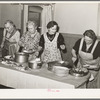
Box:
28, 58, 42, 69
53, 66, 69, 77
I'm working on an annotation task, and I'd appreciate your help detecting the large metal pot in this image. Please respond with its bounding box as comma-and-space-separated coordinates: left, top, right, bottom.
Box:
14, 52, 29, 63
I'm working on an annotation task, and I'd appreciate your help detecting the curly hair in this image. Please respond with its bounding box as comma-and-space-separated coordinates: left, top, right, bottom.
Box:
26, 20, 38, 28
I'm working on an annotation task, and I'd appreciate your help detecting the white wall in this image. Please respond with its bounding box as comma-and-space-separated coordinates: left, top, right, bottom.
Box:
54, 3, 98, 35
0, 4, 22, 29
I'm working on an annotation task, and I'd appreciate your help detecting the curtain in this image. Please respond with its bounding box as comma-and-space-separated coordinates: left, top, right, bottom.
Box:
41, 4, 54, 34
23, 5, 28, 33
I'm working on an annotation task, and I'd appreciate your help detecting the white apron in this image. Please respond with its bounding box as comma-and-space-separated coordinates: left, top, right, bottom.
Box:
41, 32, 62, 63
78, 38, 100, 88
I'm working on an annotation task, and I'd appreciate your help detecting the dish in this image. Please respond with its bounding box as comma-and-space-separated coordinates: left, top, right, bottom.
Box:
23, 50, 35, 54
69, 67, 89, 77
4, 55, 14, 61
53, 66, 69, 77
48, 61, 72, 71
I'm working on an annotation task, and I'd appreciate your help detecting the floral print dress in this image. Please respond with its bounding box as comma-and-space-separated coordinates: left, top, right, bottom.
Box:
19, 30, 40, 52
19, 30, 41, 60
41, 32, 62, 63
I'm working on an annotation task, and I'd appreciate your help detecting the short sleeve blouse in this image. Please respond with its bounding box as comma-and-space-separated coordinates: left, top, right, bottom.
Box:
73, 38, 100, 59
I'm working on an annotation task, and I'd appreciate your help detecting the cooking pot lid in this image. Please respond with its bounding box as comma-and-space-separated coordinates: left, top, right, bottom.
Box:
23, 50, 35, 54
15, 52, 29, 56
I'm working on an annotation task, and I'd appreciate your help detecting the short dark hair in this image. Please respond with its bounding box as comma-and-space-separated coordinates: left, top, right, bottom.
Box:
47, 21, 59, 32
83, 29, 97, 41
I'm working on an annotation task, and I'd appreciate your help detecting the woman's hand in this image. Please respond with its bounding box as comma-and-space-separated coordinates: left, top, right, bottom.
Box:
18, 41, 25, 47
37, 46, 42, 51
24, 44, 30, 51
60, 45, 65, 50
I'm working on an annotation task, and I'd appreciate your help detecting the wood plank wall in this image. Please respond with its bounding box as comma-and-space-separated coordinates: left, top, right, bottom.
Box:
61, 33, 82, 65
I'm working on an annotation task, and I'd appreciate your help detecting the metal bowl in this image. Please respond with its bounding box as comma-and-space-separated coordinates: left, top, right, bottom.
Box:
69, 67, 89, 77
28, 60, 42, 69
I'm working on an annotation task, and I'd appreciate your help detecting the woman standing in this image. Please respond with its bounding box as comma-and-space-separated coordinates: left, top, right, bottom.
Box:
71, 29, 100, 88
1, 20, 20, 57
39, 21, 67, 63
18, 20, 41, 60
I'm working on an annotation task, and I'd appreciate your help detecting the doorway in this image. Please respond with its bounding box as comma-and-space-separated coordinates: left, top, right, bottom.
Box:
28, 6, 43, 33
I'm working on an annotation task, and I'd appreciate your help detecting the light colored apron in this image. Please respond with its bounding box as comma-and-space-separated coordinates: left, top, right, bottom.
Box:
79, 38, 99, 69
78, 38, 99, 88
41, 32, 62, 63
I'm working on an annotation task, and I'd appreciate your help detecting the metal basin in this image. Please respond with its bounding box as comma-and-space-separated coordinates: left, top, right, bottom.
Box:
69, 67, 89, 77
28, 60, 42, 69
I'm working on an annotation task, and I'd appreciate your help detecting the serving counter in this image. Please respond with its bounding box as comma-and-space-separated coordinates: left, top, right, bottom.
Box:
0, 62, 90, 89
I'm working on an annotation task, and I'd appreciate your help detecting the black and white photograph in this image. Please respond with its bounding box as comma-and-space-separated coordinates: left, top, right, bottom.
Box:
0, 1, 100, 98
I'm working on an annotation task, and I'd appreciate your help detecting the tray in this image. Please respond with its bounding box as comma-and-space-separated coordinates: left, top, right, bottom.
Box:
69, 67, 89, 77
4, 55, 14, 61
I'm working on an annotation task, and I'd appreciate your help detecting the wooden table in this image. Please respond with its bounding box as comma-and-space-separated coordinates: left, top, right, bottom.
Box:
0, 62, 90, 89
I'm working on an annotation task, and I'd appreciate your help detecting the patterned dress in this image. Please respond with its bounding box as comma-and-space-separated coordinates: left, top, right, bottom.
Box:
19, 30, 40, 51
19, 30, 41, 60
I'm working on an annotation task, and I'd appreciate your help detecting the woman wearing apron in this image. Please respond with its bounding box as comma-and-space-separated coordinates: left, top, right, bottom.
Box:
1, 20, 20, 58
72, 29, 100, 88
18, 20, 41, 60
39, 21, 67, 63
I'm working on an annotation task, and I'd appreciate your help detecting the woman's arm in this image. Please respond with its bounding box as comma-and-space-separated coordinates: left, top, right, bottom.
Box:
14, 31, 21, 52
84, 57, 100, 65
38, 35, 44, 57
18, 33, 26, 47
58, 33, 67, 53
71, 49, 78, 63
